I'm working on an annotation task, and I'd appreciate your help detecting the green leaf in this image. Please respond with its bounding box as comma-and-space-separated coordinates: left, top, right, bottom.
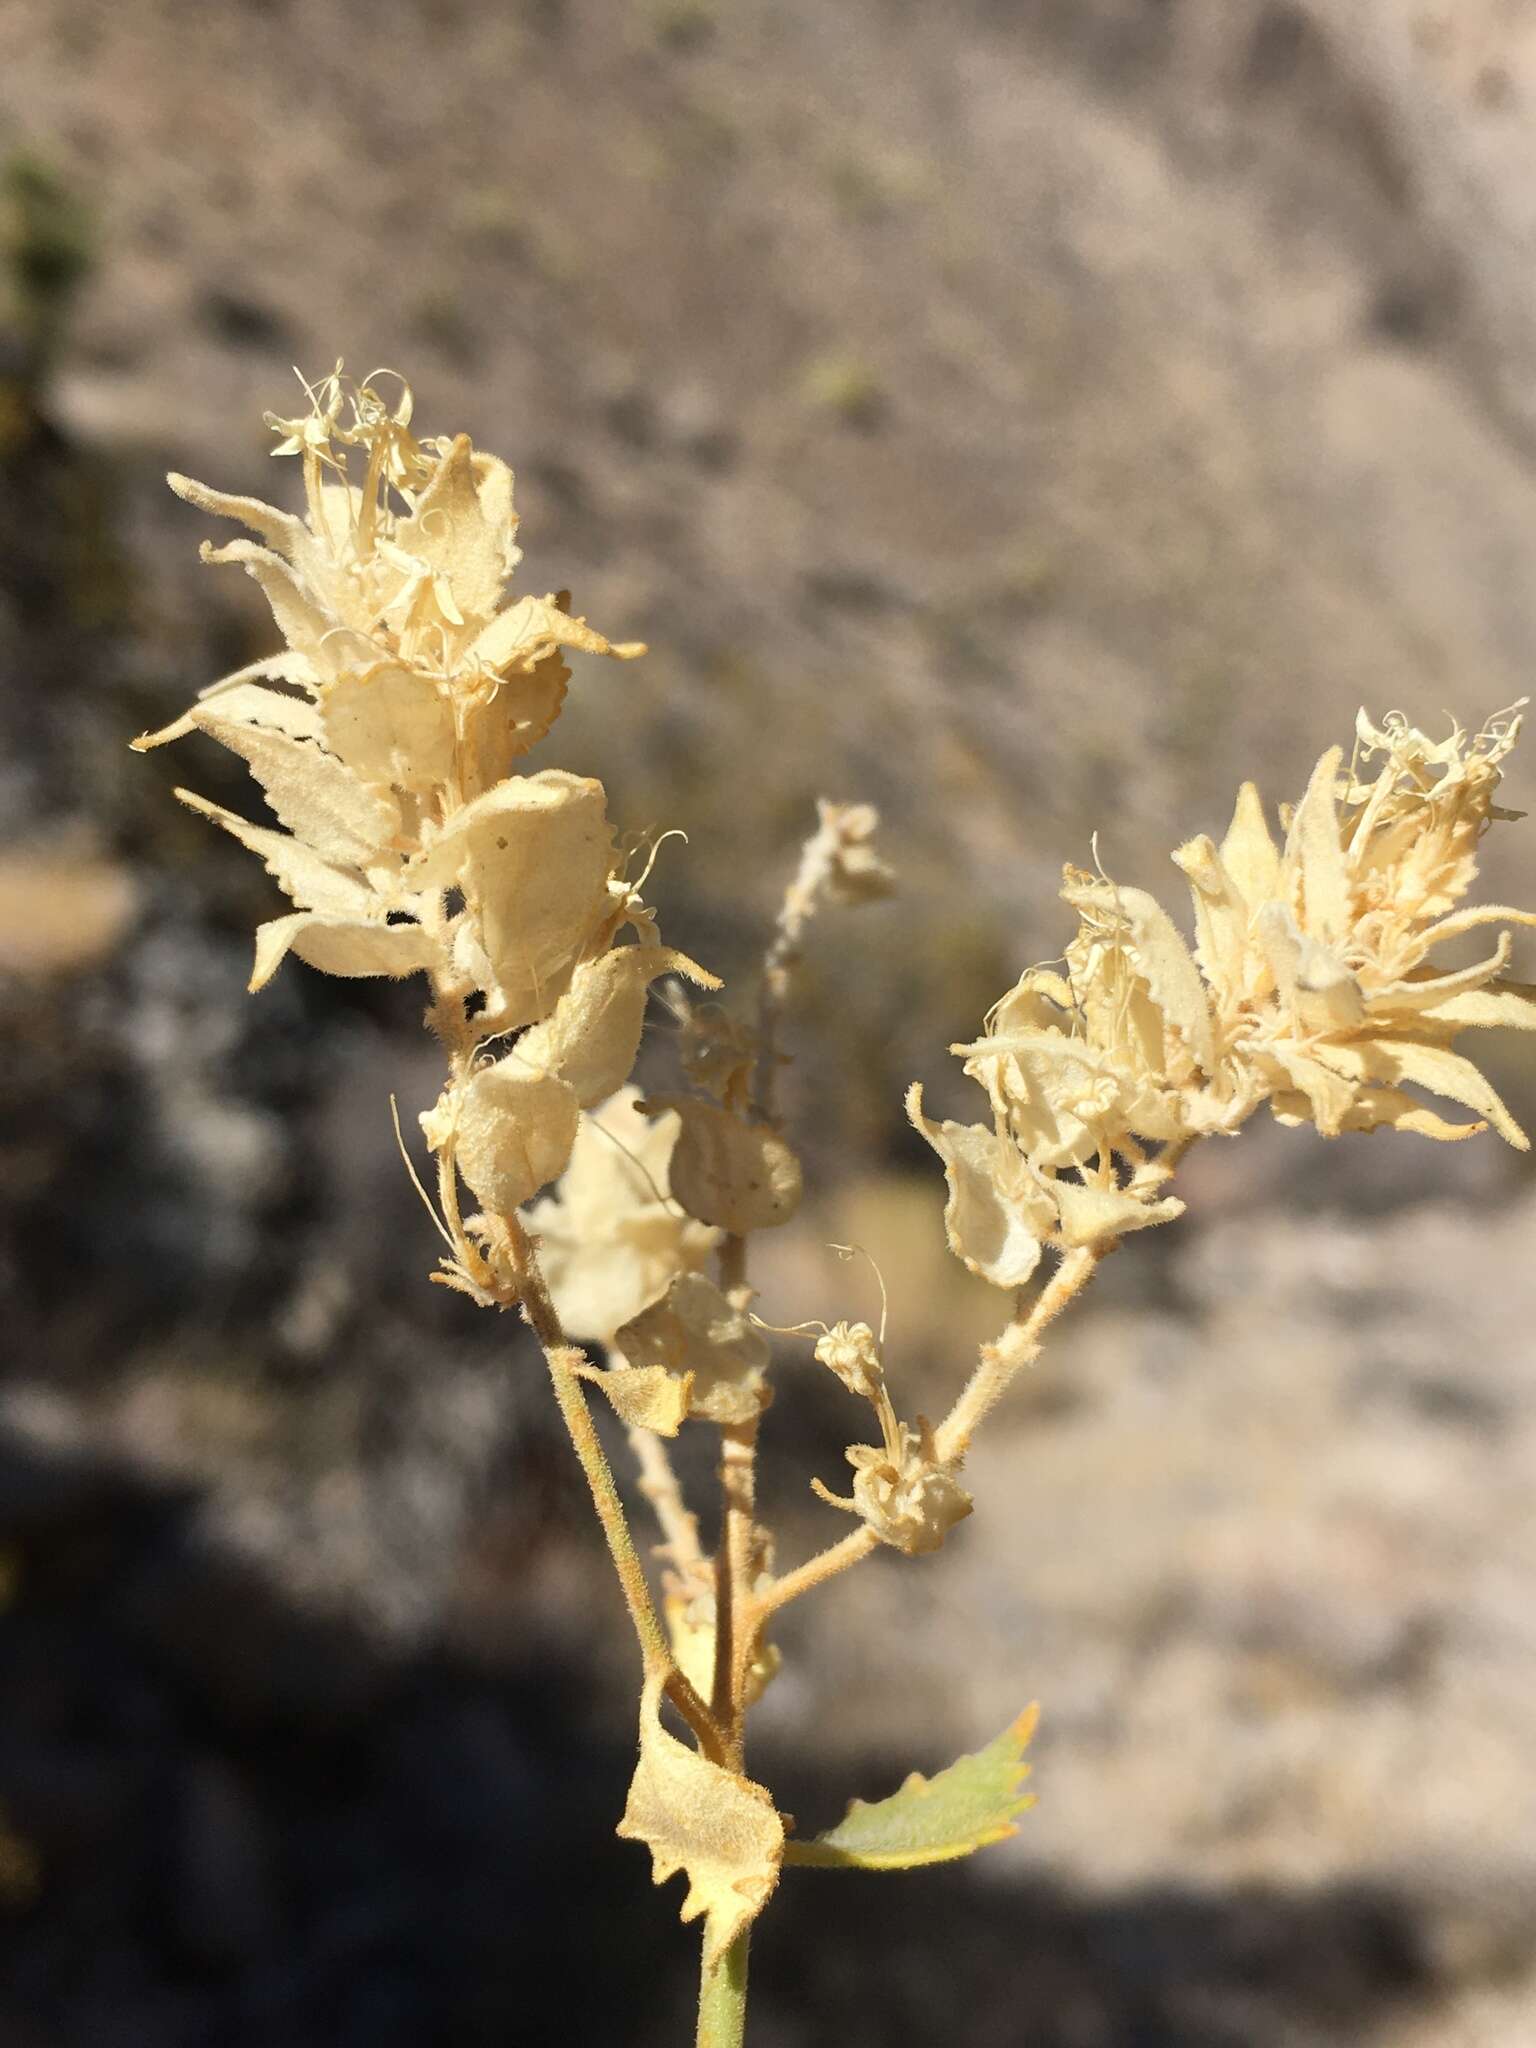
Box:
783, 1705, 1039, 1871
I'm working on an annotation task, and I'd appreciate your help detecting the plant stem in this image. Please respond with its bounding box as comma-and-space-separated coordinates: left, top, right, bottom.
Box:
713, 1420, 758, 1758
748, 1524, 878, 1629
933, 1138, 1197, 1464
711, 1233, 759, 1760
935, 1244, 1100, 1464
511, 1220, 723, 1760
697, 1930, 751, 2048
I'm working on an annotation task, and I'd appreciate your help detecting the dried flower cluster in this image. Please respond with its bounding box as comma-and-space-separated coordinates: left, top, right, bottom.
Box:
138, 367, 1535, 2048
915, 707, 1536, 1292
133, 365, 723, 1315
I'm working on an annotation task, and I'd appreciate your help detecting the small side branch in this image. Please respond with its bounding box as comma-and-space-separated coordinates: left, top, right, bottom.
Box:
933, 1137, 1198, 1465
748, 1525, 879, 1632
935, 1245, 1101, 1465
630, 1425, 708, 1592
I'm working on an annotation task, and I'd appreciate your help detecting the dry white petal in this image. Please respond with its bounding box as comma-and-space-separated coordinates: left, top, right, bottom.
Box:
907, 1086, 1053, 1289
175, 789, 377, 918
522, 1090, 720, 1344
251, 912, 440, 992
193, 711, 401, 869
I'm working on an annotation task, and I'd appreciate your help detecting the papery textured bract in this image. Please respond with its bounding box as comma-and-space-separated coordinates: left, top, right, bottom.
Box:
451, 1063, 583, 1215
642, 1096, 804, 1233
615, 1272, 771, 1427
617, 1674, 783, 1970
519, 946, 720, 1110
581, 1362, 695, 1438
523, 1088, 720, 1344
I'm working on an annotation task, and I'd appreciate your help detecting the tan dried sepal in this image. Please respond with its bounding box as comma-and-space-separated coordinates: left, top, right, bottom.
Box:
616, 1672, 783, 1970
639, 1097, 803, 1233
250, 912, 441, 992
843, 1423, 973, 1556
614, 1272, 770, 1427
579, 1362, 694, 1438
1287, 744, 1350, 946
192, 710, 401, 871
458, 651, 570, 797
450, 1062, 583, 1213
519, 946, 720, 1110
1050, 1178, 1184, 1249
174, 790, 377, 919
393, 435, 521, 621
906, 1085, 1053, 1289
132, 656, 319, 752
464, 591, 642, 676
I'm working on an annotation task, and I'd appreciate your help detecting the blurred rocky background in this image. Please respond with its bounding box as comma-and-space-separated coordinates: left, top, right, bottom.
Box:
3, 0, 1536, 2041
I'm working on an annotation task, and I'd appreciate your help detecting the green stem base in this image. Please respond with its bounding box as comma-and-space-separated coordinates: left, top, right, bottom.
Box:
696, 1931, 751, 2048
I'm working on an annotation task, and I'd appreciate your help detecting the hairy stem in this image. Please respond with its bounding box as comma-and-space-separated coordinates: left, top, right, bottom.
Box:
696, 1930, 751, 2048
935, 1244, 1101, 1464
749, 1525, 879, 1630
712, 1231, 759, 1759
512, 1220, 723, 1760
933, 1138, 1197, 1465
713, 1421, 759, 1758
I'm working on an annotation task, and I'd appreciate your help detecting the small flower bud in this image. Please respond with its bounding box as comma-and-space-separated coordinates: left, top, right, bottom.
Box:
813, 1320, 884, 1399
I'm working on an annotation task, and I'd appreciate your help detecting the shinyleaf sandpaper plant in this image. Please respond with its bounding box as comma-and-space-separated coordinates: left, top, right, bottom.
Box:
135, 365, 1536, 2046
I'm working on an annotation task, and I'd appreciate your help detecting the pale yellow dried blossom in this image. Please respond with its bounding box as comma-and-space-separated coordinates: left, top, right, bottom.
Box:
137, 368, 727, 1293
1172, 704, 1536, 1143
808, 1312, 971, 1554
136, 367, 645, 1038
918, 705, 1536, 1288
522, 1088, 720, 1345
